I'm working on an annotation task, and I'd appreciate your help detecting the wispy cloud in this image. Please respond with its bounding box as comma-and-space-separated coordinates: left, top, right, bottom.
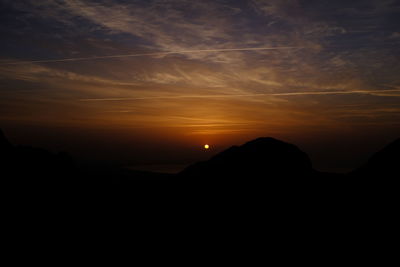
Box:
0, 46, 304, 65
78, 89, 400, 102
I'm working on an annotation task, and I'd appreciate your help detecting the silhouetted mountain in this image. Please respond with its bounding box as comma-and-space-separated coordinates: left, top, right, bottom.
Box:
352, 138, 400, 178
179, 137, 316, 181
3, 129, 396, 246
2, 127, 399, 188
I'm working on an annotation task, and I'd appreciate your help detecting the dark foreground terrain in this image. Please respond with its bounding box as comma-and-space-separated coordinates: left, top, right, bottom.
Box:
1, 128, 399, 185
2, 128, 398, 254
1, 128, 399, 193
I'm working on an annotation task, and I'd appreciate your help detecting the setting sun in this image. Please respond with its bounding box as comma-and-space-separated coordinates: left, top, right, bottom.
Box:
204, 144, 210, 150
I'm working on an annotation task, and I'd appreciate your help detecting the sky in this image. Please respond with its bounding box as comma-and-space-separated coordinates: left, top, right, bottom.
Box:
1, 0, 400, 172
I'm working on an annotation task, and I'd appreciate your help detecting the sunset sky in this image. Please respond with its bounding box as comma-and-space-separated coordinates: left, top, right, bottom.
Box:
1, 0, 400, 172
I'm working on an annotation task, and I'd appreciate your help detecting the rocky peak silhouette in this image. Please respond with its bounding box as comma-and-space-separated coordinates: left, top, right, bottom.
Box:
1, 126, 399, 185
180, 137, 313, 179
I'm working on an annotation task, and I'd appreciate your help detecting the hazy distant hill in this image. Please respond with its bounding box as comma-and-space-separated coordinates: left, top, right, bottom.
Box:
0, 129, 75, 186
0, 129, 171, 186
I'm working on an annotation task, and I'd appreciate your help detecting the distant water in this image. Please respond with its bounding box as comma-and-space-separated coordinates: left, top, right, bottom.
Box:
127, 164, 189, 174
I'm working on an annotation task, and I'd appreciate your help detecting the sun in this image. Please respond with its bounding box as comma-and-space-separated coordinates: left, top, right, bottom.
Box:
204, 144, 210, 150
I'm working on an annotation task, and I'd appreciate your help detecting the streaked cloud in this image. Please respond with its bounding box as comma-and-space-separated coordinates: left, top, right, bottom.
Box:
0, 46, 304, 65
78, 89, 400, 102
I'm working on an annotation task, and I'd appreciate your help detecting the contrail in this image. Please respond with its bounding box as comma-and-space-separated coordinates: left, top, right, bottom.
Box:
79, 89, 400, 102
0, 46, 303, 65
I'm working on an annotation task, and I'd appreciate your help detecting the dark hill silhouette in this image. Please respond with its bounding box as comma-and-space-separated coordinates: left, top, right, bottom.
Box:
2, 127, 399, 230
3, 129, 395, 255
179, 136, 400, 182
179, 137, 316, 181
351, 138, 400, 178
1, 128, 399, 187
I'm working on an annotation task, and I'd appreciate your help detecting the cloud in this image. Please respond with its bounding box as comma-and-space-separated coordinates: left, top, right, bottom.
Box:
0, 62, 139, 87
14, 0, 321, 64
59, 1, 240, 56
1, 0, 400, 135
0, 46, 304, 65
78, 89, 400, 102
